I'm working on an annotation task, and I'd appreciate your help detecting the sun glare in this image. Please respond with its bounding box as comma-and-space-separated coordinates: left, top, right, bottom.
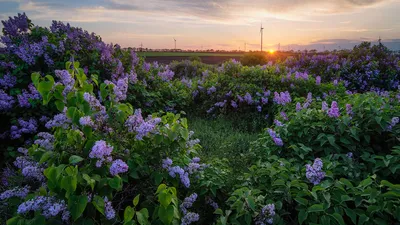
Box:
269, 49, 275, 54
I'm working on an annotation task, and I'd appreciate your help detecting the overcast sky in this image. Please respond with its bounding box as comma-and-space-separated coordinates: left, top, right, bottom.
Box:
1, 0, 400, 50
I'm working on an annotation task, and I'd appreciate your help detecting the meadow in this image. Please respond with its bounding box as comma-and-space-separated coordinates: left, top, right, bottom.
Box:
1, 13, 400, 225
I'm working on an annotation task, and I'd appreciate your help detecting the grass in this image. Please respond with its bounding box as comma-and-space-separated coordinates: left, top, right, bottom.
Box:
188, 115, 261, 171
137, 52, 244, 57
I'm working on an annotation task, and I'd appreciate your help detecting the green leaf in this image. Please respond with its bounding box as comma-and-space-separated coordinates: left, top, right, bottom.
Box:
329, 213, 345, 225
27, 215, 45, 225
358, 214, 369, 225
344, 208, 357, 224
133, 194, 140, 207
307, 204, 324, 213
214, 208, 223, 215
246, 197, 256, 211
136, 208, 149, 225
61, 176, 77, 193
6, 216, 22, 225
39, 151, 53, 164
92, 195, 105, 215
298, 210, 308, 225
31, 73, 40, 86
359, 178, 372, 188
295, 197, 309, 206
158, 192, 172, 208
69, 155, 84, 164
109, 176, 123, 190
124, 206, 135, 222
68, 195, 88, 221
55, 100, 65, 112
158, 205, 174, 225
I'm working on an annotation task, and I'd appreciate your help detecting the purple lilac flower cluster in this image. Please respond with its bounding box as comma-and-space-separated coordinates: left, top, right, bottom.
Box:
17, 84, 41, 108
267, 129, 283, 146
125, 109, 161, 140
327, 101, 340, 118
205, 197, 219, 210
162, 157, 205, 188
273, 91, 291, 106
89, 140, 113, 167
207, 86, 217, 95
55, 70, 75, 96
296, 102, 302, 112
180, 193, 200, 225
34, 132, 55, 150
104, 196, 116, 220
305, 158, 325, 185
45, 111, 71, 129
0, 185, 30, 200
79, 116, 95, 128
158, 66, 175, 81
0, 73, 17, 89
104, 78, 128, 102
255, 204, 275, 225
303, 92, 312, 109
387, 117, 399, 131
316, 76, 321, 85
346, 104, 353, 118
10, 118, 38, 139
0, 90, 15, 110
244, 92, 253, 104
17, 196, 70, 221
109, 159, 129, 176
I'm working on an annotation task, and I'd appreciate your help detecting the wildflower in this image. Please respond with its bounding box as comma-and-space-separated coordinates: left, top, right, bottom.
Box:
207, 86, 216, 95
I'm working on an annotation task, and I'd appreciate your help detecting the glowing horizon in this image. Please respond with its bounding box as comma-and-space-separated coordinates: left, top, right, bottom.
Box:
1, 0, 400, 51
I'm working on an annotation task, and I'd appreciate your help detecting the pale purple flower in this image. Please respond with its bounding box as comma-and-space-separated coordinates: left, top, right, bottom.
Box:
110, 159, 129, 176
327, 101, 340, 118
89, 140, 113, 167
305, 158, 325, 185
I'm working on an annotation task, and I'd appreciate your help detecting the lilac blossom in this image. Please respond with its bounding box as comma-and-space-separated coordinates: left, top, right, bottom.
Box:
17, 196, 70, 221
327, 101, 340, 118
34, 132, 55, 150
305, 158, 325, 185
296, 102, 302, 112
89, 140, 113, 167
256, 204, 275, 225
110, 159, 129, 176
316, 76, 321, 85
104, 197, 116, 220
231, 100, 238, 108
273, 91, 291, 106
10, 118, 38, 139
244, 92, 253, 104
0, 90, 15, 110
267, 129, 283, 146
158, 66, 175, 81
346, 104, 353, 117
207, 86, 216, 95
0, 74, 17, 89
0, 186, 30, 200
45, 112, 71, 129
79, 116, 95, 128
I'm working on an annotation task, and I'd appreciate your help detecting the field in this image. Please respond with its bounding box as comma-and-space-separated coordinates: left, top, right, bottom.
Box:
1, 13, 400, 225
138, 52, 244, 64
138, 51, 300, 64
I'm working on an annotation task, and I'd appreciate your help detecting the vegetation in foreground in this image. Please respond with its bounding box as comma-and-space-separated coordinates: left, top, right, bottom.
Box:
0, 13, 400, 225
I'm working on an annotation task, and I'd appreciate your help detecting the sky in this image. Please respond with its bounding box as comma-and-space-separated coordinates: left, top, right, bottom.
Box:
1, 0, 400, 51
